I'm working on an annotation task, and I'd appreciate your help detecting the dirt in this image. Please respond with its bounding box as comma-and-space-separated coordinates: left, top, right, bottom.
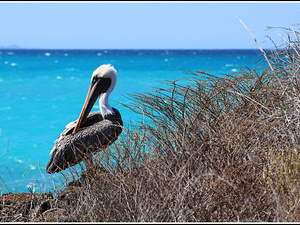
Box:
0, 185, 81, 222
0, 169, 107, 222
0, 192, 53, 222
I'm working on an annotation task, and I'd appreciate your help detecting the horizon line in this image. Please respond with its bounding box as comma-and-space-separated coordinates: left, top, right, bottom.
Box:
0, 47, 266, 51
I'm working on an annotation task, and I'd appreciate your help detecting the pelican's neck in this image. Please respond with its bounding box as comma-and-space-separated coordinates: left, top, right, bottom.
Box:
99, 93, 114, 118
99, 77, 116, 118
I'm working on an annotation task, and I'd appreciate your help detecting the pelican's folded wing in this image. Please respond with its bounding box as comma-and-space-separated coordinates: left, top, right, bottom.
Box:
50, 120, 78, 155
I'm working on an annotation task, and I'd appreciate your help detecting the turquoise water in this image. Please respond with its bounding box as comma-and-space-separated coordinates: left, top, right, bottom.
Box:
0, 49, 263, 194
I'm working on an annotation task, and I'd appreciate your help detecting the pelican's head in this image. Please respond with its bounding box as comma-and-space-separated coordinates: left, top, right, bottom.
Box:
72, 64, 117, 134
91, 64, 117, 83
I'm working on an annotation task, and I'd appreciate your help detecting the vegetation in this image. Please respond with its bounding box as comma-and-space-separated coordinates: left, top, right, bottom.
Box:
1, 26, 300, 222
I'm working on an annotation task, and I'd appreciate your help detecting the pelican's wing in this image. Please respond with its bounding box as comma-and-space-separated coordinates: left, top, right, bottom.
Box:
49, 113, 103, 155
50, 120, 78, 155
46, 111, 122, 174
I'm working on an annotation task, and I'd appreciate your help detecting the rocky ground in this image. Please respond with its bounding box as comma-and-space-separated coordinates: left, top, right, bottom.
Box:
0, 165, 113, 222
0, 180, 82, 222
0, 192, 54, 222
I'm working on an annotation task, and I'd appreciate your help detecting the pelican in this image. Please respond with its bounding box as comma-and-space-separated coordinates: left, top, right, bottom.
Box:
46, 64, 123, 174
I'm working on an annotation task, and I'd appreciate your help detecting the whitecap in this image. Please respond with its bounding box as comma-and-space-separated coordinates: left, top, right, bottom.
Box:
225, 64, 234, 67
164, 59, 168, 62
29, 164, 36, 170
56, 76, 62, 79
26, 184, 36, 193
45, 52, 51, 56
64, 53, 68, 56
97, 53, 102, 56
10, 63, 17, 66
7, 52, 14, 55
231, 68, 238, 72
0, 106, 11, 110
4, 61, 8, 64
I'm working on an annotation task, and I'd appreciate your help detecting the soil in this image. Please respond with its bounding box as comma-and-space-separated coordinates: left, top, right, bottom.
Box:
0, 169, 106, 222
0, 183, 81, 222
0, 192, 53, 222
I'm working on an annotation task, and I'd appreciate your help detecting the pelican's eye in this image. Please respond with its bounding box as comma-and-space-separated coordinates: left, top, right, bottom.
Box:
92, 76, 98, 84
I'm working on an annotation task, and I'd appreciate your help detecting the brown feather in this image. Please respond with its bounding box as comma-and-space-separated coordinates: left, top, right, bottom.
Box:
46, 108, 122, 174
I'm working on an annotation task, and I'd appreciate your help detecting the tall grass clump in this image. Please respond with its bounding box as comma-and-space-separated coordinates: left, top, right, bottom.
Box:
3, 26, 300, 222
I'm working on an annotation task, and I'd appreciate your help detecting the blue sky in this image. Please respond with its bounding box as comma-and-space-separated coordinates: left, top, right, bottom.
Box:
1, 1, 300, 49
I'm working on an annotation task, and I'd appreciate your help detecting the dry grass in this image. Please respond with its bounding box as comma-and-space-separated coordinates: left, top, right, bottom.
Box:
1, 26, 300, 222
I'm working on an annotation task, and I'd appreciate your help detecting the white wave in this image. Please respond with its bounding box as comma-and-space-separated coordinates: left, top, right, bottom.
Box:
56, 76, 62, 79
26, 184, 36, 193
10, 63, 17, 66
29, 164, 36, 170
0, 106, 11, 111
225, 64, 234, 67
0, 106, 11, 110
45, 52, 51, 56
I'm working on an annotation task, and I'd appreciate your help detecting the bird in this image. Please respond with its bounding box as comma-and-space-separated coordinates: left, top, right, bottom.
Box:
46, 64, 123, 174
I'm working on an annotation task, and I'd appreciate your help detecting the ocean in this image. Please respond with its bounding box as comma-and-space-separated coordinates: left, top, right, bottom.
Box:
0, 49, 264, 194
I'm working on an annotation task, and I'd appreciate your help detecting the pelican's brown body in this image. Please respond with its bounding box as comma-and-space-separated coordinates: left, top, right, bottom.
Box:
46, 109, 122, 174
46, 64, 123, 174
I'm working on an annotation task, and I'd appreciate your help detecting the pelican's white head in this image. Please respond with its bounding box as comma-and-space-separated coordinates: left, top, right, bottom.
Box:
91, 64, 117, 83
91, 64, 117, 117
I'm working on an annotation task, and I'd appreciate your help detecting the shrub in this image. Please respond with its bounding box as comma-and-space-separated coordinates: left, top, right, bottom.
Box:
2, 26, 300, 222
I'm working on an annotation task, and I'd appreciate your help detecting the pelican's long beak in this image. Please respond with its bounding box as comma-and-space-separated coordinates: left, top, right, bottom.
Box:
72, 78, 111, 134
